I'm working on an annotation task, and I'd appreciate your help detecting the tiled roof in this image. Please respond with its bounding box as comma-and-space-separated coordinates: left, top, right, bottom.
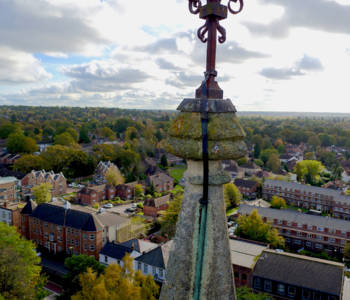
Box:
238, 204, 350, 232
254, 249, 344, 296
100, 242, 133, 260
135, 241, 173, 269
234, 179, 258, 189
31, 203, 103, 231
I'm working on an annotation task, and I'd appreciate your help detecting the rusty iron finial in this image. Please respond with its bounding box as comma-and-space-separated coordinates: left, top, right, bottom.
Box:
188, 0, 244, 99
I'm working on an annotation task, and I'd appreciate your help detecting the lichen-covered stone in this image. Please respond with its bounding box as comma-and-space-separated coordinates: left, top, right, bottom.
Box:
166, 136, 247, 160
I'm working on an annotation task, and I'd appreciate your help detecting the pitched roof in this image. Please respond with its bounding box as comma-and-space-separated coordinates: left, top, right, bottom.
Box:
21, 199, 37, 215
121, 238, 158, 253
100, 242, 133, 260
238, 204, 350, 232
144, 194, 170, 208
230, 239, 267, 269
31, 203, 103, 231
135, 241, 173, 268
234, 179, 258, 189
254, 250, 344, 296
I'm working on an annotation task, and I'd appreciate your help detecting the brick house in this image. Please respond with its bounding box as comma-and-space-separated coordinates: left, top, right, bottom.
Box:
263, 179, 350, 219
0, 202, 22, 228
77, 185, 106, 206
0, 154, 20, 165
230, 238, 267, 288
21, 170, 67, 197
115, 184, 134, 200
252, 249, 344, 300
20, 201, 132, 259
0, 176, 18, 203
147, 173, 174, 193
234, 179, 259, 200
143, 194, 170, 217
238, 204, 350, 255
93, 161, 121, 185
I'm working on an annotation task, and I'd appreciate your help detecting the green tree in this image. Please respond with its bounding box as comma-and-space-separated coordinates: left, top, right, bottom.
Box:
0, 222, 47, 300
6, 131, 38, 154
66, 128, 79, 142
134, 184, 144, 199
54, 132, 76, 146
0, 123, 20, 139
237, 287, 272, 300
62, 254, 105, 299
270, 195, 287, 209
32, 182, 52, 204
253, 142, 261, 159
13, 154, 45, 173
160, 154, 168, 168
344, 242, 350, 260
294, 160, 325, 184
224, 182, 242, 208
72, 255, 159, 300
266, 153, 281, 173
237, 157, 249, 166
235, 209, 284, 248
160, 188, 183, 238
79, 129, 90, 143
308, 135, 321, 149
260, 148, 278, 165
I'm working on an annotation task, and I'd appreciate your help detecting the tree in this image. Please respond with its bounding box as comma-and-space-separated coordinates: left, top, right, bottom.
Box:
14, 154, 45, 173
266, 153, 281, 173
105, 167, 124, 186
32, 183, 52, 204
66, 128, 79, 142
0, 222, 47, 300
160, 154, 168, 168
72, 254, 159, 300
237, 157, 249, 166
235, 209, 284, 249
253, 143, 261, 159
160, 188, 183, 238
6, 131, 38, 154
237, 287, 272, 300
260, 148, 278, 165
99, 127, 115, 140
308, 135, 321, 149
294, 160, 325, 184
0, 123, 20, 139
304, 152, 314, 160
344, 242, 350, 260
62, 254, 105, 299
54, 132, 76, 146
79, 129, 90, 144
224, 182, 242, 208
134, 184, 144, 199
270, 196, 287, 209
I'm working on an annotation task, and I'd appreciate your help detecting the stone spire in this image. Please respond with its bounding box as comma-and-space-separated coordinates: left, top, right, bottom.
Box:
159, 1, 246, 299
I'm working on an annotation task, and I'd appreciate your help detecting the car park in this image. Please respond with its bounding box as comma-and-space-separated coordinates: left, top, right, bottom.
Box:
103, 203, 113, 208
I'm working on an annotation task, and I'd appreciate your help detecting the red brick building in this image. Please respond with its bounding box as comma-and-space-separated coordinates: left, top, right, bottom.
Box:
238, 205, 350, 255
21, 170, 67, 197
77, 185, 106, 206
0, 202, 22, 229
143, 194, 170, 217
234, 179, 259, 200
147, 173, 174, 193
115, 184, 134, 200
0, 176, 18, 203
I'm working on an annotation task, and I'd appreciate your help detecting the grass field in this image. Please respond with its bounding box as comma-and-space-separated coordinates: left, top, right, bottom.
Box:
169, 165, 187, 182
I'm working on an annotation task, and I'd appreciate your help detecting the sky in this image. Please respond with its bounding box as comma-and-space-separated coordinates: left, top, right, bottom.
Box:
1, 0, 350, 112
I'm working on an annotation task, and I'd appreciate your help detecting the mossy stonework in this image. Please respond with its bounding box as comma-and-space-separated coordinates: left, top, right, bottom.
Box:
166, 108, 247, 160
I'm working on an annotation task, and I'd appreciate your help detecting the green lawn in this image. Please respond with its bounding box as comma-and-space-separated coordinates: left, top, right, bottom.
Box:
169, 165, 187, 182
226, 207, 238, 216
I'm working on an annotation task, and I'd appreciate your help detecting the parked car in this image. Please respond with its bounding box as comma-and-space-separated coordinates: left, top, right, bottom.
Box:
103, 203, 113, 208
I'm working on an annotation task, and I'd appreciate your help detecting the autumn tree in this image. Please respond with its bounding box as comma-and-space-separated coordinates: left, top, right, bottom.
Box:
14, 154, 45, 173
32, 182, 52, 204
160, 186, 183, 238
224, 182, 242, 208
270, 196, 287, 209
235, 209, 284, 249
294, 160, 325, 185
54, 132, 76, 146
0, 222, 47, 300
72, 254, 159, 300
62, 254, 105, 299
105, 167, 124, 186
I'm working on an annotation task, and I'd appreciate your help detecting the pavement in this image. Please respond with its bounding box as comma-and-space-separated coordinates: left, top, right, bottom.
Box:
107, 203, 136, 216
343, 277, 350, 300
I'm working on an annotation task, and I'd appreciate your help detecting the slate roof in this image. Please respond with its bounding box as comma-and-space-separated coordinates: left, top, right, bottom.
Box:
135, 241, 173, 269
238, 204, 350, 232
254, 250, 344, 296
21, 199, 37, 215
31, 203, 103, 231
264, 179, 350, 204
234, 179, 258, 189
100, 242, 133, 260
121, 238, 158, 253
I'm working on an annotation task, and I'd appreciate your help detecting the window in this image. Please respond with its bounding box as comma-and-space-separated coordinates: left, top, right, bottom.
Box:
288, 286, 296, 298
84, 244, 87, 250
152, 266, 156, 275
159, 268, 164, 277
315, 243, 323, 249
44, 233, 48, 239
138, 262, 142, 270
264, 280, 272, 292
57, 226, 62, 232
144, 264, 148, 273
302, 289, 311, 300
75, 240, 79, 246
58, 236, 62, 242
277, 284, 285, 295
58, 246, 62, 252
104, 255, 108, 263
89, 234, 95, 240
90, 245, 95, 251
83, 234, 87, 240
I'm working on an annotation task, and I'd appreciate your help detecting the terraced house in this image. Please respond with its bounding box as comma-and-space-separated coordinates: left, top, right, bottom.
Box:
263, 179, 350, 219
238, 205, 350, 255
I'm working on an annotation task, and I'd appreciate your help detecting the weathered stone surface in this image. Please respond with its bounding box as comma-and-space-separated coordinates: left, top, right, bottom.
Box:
166, 136, 247, 160
160, 161, 236, 300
